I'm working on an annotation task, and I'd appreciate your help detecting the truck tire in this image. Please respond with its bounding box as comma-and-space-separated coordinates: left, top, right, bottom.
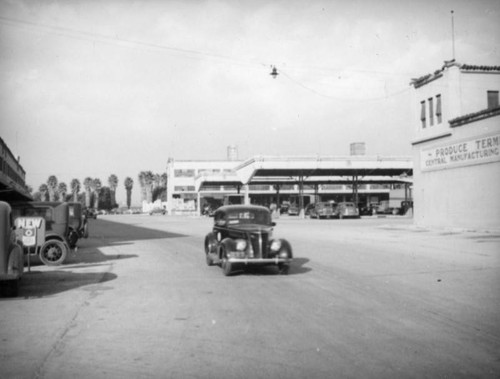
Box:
39, 240, 67, 266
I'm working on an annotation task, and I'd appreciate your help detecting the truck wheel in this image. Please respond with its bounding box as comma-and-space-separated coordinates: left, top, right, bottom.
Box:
39, 240, 67, 266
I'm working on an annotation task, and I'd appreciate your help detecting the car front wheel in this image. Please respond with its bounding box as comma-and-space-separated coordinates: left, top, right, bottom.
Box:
220, 247, 232, 276
39, 240, 67, 266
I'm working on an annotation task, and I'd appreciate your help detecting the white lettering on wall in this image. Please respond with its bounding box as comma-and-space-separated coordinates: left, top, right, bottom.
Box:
421, 134, 500, 171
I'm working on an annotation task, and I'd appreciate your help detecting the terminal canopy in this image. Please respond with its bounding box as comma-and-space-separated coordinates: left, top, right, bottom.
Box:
195, 155, 413, 191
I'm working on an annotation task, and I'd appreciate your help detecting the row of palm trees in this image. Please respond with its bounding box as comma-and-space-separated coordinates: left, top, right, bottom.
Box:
30, 171, 167, 209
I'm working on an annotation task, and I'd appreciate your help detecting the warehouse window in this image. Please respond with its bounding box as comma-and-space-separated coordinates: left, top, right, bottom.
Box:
428, 97, 434, 126
420, 101, 426, 128
174, 169, 195, 177
436, 94, 442, 124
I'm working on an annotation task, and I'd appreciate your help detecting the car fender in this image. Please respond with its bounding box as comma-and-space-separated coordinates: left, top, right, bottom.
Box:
7, 242, 24, 278
219, 238, 236, 258
275, 238, 293, 259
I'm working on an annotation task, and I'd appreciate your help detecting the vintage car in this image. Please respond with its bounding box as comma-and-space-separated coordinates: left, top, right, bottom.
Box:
149, 206, 167, 216
309, 202, 337, 219
204, 205, 293, 276
287, 203, 299, 216
11, 201, 71, 266
337, 202, 360, 219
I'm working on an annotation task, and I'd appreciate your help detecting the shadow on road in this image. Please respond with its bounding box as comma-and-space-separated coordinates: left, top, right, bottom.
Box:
1, 271, 117, 300
85, 218, 188, 247
241, 257, 311, 276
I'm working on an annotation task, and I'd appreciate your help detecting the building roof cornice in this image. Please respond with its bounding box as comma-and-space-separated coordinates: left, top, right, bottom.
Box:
410, 60, 500, 88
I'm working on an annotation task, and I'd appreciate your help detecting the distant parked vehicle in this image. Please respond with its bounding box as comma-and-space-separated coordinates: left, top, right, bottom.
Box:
149, 207, 167, 215
309, 202, 337, 219
287, 204, 299, 216
337, 202, 360, 219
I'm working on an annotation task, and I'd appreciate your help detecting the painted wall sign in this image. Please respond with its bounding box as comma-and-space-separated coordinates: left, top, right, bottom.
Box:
421, 133, 500, 171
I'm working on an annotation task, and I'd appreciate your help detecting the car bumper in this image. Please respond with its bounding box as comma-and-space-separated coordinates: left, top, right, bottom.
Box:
228, 257, 292, 265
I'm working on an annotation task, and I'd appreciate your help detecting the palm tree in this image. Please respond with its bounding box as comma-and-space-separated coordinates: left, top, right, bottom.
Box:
160, 173, 168, 201
91, 178, 102, 209
38, 184, 49, 202
83, 177, 93, 208
58, 182, 68, 202
47, 175, 58, 202
143, 171, 154, 203
138, 171, 146, 202
108, 174, 118, 208
70, 179, 81, 202
124, 177, 134, 209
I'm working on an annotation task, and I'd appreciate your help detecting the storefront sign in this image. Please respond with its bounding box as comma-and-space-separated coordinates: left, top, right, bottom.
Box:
421, 133, 500, 171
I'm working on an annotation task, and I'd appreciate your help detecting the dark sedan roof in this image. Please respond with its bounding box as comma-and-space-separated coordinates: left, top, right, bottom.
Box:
215, 205, 270, 215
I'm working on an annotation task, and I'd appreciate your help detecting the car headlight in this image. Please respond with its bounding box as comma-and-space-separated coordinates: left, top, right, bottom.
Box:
270, 240, 282, 251
235, 239, 247, 251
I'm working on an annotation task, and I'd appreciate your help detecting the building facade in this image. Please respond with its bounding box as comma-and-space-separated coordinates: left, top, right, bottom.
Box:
0, 137, 31, 202
410, 60, 500, 230
166, 156, 410, 216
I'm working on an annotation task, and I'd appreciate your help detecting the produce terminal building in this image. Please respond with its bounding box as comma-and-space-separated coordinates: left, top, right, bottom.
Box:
166, 155, 413, 216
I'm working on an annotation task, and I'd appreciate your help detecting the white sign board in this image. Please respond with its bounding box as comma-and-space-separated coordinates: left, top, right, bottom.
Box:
22, 228, 37, 247
15, 217, 46, 247
421, 133, 500, 172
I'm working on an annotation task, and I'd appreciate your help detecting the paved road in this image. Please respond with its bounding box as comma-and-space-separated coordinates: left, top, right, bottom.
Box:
1, 215, 499, 378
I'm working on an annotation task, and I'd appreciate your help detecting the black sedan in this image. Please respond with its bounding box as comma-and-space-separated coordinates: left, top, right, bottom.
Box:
204, 205, 293, 276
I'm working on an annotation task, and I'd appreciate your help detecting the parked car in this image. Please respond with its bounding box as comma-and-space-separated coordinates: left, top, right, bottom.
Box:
337, 202, 360, 219
204, 205, 293, 276
11, 201, 71, 266
149, 207, 166, 215
279, 203, 290, 214
287, 204, 299, 216
309, 202, 337, 219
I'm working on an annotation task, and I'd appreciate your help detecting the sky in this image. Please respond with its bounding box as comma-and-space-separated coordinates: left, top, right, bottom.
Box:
1, 0, 499, 206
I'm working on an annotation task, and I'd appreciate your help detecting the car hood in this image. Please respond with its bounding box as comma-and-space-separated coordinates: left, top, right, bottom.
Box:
227, 224, 273, 233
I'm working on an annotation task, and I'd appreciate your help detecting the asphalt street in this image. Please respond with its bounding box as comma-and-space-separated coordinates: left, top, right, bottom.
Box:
1, 214, 499, 379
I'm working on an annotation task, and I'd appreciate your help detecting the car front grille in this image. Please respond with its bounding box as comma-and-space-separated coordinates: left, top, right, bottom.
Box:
249, 232, 269, 258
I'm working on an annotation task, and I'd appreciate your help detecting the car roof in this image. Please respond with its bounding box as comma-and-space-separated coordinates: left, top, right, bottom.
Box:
215, 205, 270, 215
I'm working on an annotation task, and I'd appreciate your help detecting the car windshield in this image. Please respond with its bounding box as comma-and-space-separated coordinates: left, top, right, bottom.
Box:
226, 210, 271, 225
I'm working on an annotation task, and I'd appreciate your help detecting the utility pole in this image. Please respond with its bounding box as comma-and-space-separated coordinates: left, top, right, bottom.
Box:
451, 10, 456, 60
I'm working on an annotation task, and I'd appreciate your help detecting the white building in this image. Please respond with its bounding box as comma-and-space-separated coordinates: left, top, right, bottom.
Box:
166, 155, 412, 216
410, 60, 500, 230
